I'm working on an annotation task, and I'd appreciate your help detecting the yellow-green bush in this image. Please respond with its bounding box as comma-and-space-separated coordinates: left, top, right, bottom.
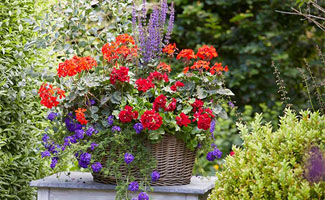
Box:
209, 109, 325, 200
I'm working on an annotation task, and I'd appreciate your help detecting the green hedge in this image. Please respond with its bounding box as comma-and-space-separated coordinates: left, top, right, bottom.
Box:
0, 0, 47, 199
209, 109, 325, 199
173, 0, 325, 111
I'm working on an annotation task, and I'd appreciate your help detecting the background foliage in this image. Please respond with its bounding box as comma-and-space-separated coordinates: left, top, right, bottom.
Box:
209, 110, 325, 199
0, 0, 49, 199
172, 0, 325, 111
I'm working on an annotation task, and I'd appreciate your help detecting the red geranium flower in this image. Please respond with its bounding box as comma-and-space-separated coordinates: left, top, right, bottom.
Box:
147, 71, 169, 83
191, 99, 204, 113
176, 112, 191, 127
197, 113, 211, 130
196, 45, 218, 60
119, 105, 138, 123
190, 60, 210, 71
38, 83, 65, 109
157, 62, 171, 73
140, 110, 163, 130
57, 56, 97, 77
176, 49, 196, 61
162, 43, 177, 56
165, 98, 177, 112
110, 66, 130, 85
135, 78, 155, 92
230, 151, 235, 156
153, 94, 167, 111
75, 108, 88, 125
170, 81, 185, 91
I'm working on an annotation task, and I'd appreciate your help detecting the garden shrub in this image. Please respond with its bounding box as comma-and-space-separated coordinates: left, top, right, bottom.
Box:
208, 109, 325, 200
0, 0, 48, 199
172, 0, 325, 111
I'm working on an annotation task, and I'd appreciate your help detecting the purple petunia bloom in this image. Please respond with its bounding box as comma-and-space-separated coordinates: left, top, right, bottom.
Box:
206, 151, 216, 162
213, 147, 222, 159
42, 134, 50, 143
107, 115, 114, 126
86, 126, 97, 137
91, 162, 102, 173
48, 112, 58, 121
124, 153, 134, 164
112, 126, 121, 133
138, 192, 149, 200
151, 171, 160, 182
133, 123, 143, 134
90, 142, 99, 151
64, 117, 82, 132
70, 135, 77, 144
128, 181, 139, 192
50, 157, 58, 169
41, 151, 51, 158
86, 99, 96, 106
78, 152, 91, 168
75, 129, 85, 140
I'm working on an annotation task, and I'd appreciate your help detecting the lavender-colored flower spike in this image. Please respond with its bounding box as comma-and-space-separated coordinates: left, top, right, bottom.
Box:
142, 0, 147, 20
304, 146, 325, 183
164, 2, 174, 44
132, 2, 137, 35
160, 0, 168, 29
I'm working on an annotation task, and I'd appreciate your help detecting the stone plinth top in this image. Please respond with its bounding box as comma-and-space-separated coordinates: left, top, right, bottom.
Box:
30, 172, 217, 194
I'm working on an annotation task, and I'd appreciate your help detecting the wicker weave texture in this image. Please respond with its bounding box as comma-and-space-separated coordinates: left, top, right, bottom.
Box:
93, 135, 196, 186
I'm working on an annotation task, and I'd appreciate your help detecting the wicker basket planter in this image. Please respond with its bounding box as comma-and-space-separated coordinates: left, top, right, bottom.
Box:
92, 134, 196, 186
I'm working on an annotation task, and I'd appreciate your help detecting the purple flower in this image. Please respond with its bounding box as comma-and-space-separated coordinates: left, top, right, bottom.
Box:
138, 192, 149, 200
210, 119, 216, 136
87, 99, 96, 106
133, 123, 143, 134
206, 151, 216, 161
132, 3, 137, 34
112, 126, 121, 133
75, 129, 85, 140
65, 117, 82, 132
91, 162, 102, 173
128, 181, 139, 192
42, 134, 49, 143
50, 157, 58, 169
90, 142, 99, 151
164, 2, 174, 44
48, 112, 58, 121
70, 135, 77, 144
228, 101, 235, 108
304, 146, 325, 183
86, 126, 97, 137
213, 147, 222, 159
124, 153, 134, 164
131, 198, 138, 200
151, 171, 160, 182
41, 151, 51, 158
107, 115, 114, 126
78, 152, 91, 168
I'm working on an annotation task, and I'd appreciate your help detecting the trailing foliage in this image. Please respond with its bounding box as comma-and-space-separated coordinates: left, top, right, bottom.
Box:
0, 0, 48, 199
172, 0, 325, 111
209, 109, 325, 200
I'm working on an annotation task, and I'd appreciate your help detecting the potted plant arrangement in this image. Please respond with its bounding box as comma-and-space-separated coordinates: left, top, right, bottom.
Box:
38, 1, 233, 199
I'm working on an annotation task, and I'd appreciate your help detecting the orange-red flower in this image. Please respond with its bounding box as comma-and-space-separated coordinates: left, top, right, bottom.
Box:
196, 45, 218, 60
157, 62, 171, 73
75, 108, 88, 125
115, 33, 135, 45
210, 62, 229, 75
162, 43, 177, 56
57, 56, 97, 77
176, 49, 196, 60
38, 83, 65, 109
183, 67, 189, 74
190, 60, 210, 70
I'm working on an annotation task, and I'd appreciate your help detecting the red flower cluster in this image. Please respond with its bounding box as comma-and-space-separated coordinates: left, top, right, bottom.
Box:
140, 110, 163, 130
135, 78, 154, 92
191, 99, 204, 113
38, 83, 65, 109
153, 94, 167, 112
165, 98, 177, 112
196, 45, 218, 60
176, 112, 191, 127
147, 71, 169, 83
157, 62, 171, 73
119, 105, 138, 123
102, 34, 138, 62
170, 81, 185, 91
190, 60, 210, 70
162, 43, 177, 56
176, 49, 196, 61
75, 108, 88, 125
193, 108, 215, 130
57, 56, 97, 77
210, 62, 229, 75
110, 66, 130, 85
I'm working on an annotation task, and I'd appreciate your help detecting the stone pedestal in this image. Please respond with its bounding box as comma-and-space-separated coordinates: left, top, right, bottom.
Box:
30, 172, 216, 200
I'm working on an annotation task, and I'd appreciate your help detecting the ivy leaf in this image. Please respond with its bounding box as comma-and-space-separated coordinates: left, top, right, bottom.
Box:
217, 88, 234, 96
111, 91, 122, 104
197, 87, 207, 99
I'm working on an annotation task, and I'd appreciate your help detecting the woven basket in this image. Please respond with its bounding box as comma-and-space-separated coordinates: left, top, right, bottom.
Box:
92, 134, 196, 186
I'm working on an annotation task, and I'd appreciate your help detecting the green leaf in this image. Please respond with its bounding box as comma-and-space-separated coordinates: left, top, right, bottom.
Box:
111, 91, 122, 104
216, 88, 234, 96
